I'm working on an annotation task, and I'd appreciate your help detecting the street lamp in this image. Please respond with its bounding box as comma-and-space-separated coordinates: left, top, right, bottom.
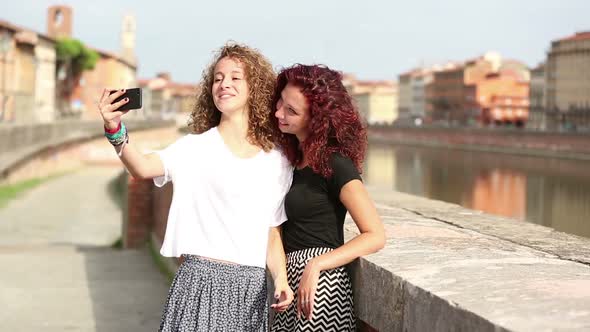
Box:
0, 30, 11, 122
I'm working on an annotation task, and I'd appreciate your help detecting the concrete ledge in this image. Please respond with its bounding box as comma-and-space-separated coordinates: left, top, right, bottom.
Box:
368, 188, 590, 265
0, 119, 175, 180
348, 188, 590, 331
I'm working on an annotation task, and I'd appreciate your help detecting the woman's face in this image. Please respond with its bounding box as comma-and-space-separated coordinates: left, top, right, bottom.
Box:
275, 83, 311, 141
212, 57, 249, 115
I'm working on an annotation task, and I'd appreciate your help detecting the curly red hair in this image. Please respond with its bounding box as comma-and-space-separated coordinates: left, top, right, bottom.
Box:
271, 64, 367, 178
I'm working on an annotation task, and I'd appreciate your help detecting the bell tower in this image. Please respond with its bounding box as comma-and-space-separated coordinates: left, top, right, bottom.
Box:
120, 14, 136, 64
47, 5, 73, 38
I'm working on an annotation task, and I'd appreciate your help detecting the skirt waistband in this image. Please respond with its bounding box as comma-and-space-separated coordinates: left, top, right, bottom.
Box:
181, 254, 265, 277
286, 247, 333, 264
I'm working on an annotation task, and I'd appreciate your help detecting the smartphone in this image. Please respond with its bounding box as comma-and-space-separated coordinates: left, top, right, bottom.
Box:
109, 88, 142, 111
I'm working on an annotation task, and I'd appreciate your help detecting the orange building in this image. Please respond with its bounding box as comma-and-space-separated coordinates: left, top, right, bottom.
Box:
472, 73, 530, 126
427, 53, 530, 126
69, 48, 137, 119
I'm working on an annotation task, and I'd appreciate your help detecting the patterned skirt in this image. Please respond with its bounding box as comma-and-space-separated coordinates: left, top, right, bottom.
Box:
159, 255, 268, 332
271, 247, 355, 332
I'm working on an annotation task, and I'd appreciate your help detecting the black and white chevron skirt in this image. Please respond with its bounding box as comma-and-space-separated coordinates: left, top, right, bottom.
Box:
271, 247, 355, 332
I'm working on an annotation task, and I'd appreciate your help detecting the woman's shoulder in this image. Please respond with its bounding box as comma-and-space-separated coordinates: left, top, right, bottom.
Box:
328, 152, 361, 180
194, 126, 218, 138
166, 127, 217, 153
329, 152, 355, 170
182, 127, 217, 142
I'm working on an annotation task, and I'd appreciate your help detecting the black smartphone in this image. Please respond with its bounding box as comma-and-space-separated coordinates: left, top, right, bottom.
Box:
109, 88, 142, 111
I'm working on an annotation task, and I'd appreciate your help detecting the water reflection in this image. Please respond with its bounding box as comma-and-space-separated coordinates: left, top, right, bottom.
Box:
472, 169, 526, 220
364, 144, 590, 239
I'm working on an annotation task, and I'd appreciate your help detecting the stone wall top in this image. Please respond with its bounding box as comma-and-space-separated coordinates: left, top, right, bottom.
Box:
349, 188, 590, 331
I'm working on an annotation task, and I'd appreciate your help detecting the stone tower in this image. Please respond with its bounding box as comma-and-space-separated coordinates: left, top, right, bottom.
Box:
120, 14, 136, 64
47, 5, 73, 38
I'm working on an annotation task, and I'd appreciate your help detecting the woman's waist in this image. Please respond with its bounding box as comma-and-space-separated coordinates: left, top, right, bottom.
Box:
285, 247, 334, 264
181, 254, 265, 275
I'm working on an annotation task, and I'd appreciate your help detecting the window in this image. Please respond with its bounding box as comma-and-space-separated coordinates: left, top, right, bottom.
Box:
54, 9, 63, 26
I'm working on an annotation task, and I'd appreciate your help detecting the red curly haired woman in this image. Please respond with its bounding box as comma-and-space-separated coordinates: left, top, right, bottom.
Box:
270, 64, 386, 331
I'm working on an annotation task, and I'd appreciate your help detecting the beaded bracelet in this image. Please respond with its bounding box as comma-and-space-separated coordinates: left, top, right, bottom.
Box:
104, 122, 121, 134
105, 122, 128, 146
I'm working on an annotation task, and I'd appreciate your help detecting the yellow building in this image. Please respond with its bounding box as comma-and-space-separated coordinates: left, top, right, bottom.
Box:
0, 20, 56, 123
350, 80, 398, 125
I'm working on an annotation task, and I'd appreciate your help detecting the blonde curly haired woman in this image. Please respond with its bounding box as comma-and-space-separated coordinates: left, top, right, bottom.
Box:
97, 42, 294, 331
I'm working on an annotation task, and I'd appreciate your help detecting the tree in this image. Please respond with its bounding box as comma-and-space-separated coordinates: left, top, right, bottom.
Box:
55, 38, 99, 116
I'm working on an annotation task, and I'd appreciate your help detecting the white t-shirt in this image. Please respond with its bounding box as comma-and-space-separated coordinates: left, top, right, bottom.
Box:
153, 127, 293, 268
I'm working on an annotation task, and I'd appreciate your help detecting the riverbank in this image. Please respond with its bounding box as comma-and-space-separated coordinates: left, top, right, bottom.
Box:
368, 126, 590, 161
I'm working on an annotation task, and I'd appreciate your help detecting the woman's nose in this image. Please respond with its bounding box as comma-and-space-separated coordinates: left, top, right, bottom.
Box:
220, 77, 231, 89
275, 108, 283, 119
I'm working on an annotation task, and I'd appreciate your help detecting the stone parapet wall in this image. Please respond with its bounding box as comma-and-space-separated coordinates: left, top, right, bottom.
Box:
349, 187, 590, 331
0, 119, 176, 183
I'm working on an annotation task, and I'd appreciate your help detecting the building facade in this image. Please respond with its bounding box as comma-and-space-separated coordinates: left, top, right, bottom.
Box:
351, 81, 398, 125
545, 31, 590, 131
472, 73, 530, 126
397, 71, 413, 123
70, 50, 137, 119
425, 53, 530, 127
0, 20, 56, 124
411, 69, 434, 123
47, 5, 138, 120
528, 63, 547, 130
139, 73, 198, 120
429, 63, 465, 124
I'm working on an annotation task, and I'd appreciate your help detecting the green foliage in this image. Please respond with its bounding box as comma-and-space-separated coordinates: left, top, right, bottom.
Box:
0, 178, 44, 208
56, 37, 99, 72
0, 172, 70, 208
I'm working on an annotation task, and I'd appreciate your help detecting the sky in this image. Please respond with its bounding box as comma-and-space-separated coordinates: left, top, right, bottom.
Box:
2, 0, 589, 83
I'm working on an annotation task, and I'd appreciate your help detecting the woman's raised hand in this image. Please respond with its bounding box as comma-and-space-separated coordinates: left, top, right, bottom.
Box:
98, 88, 130, 130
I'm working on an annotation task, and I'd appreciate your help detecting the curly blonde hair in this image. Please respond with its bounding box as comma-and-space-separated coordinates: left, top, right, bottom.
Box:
188, 42, 277, 151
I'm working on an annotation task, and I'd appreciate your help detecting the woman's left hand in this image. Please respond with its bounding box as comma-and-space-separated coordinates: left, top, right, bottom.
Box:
297, 260, 321, 320
271, 280, 294, 312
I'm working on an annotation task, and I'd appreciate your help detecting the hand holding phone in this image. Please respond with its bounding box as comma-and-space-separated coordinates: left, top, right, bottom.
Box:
99, 87, 143, 130
108, 87, 142, 111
